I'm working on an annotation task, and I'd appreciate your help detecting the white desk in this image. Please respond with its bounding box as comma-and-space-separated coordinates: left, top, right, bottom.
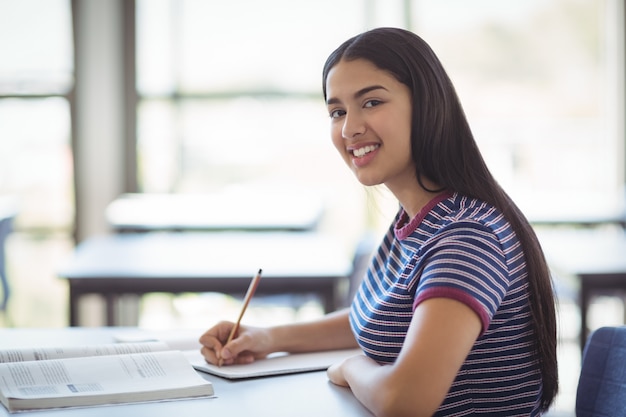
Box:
58, 232, 353, 326
0, 328, 373, 417
106, 192, 324, 232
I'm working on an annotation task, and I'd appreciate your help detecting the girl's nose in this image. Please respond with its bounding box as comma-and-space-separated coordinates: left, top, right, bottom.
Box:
341, 112, 366, 140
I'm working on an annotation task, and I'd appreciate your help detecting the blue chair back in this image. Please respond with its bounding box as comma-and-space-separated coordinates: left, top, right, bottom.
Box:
576, 326, 626, 417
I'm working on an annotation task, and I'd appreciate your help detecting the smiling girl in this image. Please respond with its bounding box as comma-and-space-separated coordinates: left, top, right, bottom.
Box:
200, 27, 558, 417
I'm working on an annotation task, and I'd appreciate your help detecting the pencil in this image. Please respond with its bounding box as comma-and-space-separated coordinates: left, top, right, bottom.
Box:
218, 268, 263, 367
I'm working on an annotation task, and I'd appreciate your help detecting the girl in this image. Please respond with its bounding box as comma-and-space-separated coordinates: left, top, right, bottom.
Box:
200, 27, 558, 416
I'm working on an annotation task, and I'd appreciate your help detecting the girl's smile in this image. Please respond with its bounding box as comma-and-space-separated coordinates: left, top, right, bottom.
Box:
349, 143, 380, 167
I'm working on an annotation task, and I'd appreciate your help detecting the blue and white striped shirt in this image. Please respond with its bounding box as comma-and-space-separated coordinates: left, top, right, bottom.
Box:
349, 192, 542, 416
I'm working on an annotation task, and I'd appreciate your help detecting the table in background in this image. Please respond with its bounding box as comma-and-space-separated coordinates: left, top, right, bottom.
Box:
536, 227, 626, 351
58, 231, 353, 326
526, 199, 626, 228
0, 327, 372, 417
106, 191, 324, 232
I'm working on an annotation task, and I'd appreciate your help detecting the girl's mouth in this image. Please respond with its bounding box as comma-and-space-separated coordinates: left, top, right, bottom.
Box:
351, 144, 380, 158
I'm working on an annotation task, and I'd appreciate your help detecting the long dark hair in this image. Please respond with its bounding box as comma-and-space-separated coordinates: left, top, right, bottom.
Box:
322, 27, 558, 410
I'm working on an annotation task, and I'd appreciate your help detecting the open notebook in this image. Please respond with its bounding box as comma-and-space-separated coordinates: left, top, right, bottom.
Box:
185, 348, 363, 379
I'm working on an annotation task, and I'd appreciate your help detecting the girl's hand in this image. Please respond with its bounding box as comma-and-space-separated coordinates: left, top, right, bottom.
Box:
198, 321, 273, 366
327, 360, 350, 387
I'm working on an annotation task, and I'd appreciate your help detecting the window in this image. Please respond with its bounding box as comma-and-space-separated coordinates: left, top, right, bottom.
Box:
0, 0, 74, 231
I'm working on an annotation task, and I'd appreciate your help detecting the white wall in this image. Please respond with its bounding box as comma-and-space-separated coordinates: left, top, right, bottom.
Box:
73, 0, 126, 241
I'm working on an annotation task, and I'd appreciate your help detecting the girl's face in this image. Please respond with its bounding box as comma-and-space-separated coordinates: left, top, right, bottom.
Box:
325, 58, 415, 192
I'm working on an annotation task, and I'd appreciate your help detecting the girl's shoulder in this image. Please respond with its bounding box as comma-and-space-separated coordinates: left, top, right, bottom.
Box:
434, 193, 508, 231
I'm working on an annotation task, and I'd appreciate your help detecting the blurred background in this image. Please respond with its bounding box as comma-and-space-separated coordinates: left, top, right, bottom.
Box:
0, 1, 624, 415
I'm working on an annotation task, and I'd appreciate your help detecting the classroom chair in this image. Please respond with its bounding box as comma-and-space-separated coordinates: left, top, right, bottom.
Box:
576, 325, 626, 417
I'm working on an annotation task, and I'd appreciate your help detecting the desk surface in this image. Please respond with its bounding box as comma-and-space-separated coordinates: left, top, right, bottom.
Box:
60, 231, 352, 280
536, 228, 626, 277
106, 192, 324, 232
58, 232, 354, 325
0, 328, 373, 417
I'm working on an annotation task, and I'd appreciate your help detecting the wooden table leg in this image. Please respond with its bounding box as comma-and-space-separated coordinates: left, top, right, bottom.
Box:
105, 293, 116, 326
69, 286, 79, 327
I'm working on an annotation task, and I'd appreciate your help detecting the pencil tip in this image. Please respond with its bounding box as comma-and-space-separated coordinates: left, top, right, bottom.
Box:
258, 268, 262, 274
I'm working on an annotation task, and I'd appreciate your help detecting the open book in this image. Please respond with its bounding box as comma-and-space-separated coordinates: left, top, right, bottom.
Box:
0, 342, 214, 412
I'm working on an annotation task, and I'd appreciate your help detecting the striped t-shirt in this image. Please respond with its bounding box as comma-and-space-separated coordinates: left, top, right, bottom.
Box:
349, 192, 542, 416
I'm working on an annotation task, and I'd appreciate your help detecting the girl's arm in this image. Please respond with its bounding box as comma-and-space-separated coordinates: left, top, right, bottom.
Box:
270, 308, 358, 352
327, 298, 481, 417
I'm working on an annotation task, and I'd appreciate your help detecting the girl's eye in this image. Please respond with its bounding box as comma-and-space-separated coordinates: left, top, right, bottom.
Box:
329, 109, 346, 119
364, 99, 382, 108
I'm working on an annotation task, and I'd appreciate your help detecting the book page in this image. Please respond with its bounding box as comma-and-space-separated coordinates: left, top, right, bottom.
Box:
186, 348, 363, 379
0, 351, 214, 411
114, 330, 203, 351
0, 342, 170, 363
